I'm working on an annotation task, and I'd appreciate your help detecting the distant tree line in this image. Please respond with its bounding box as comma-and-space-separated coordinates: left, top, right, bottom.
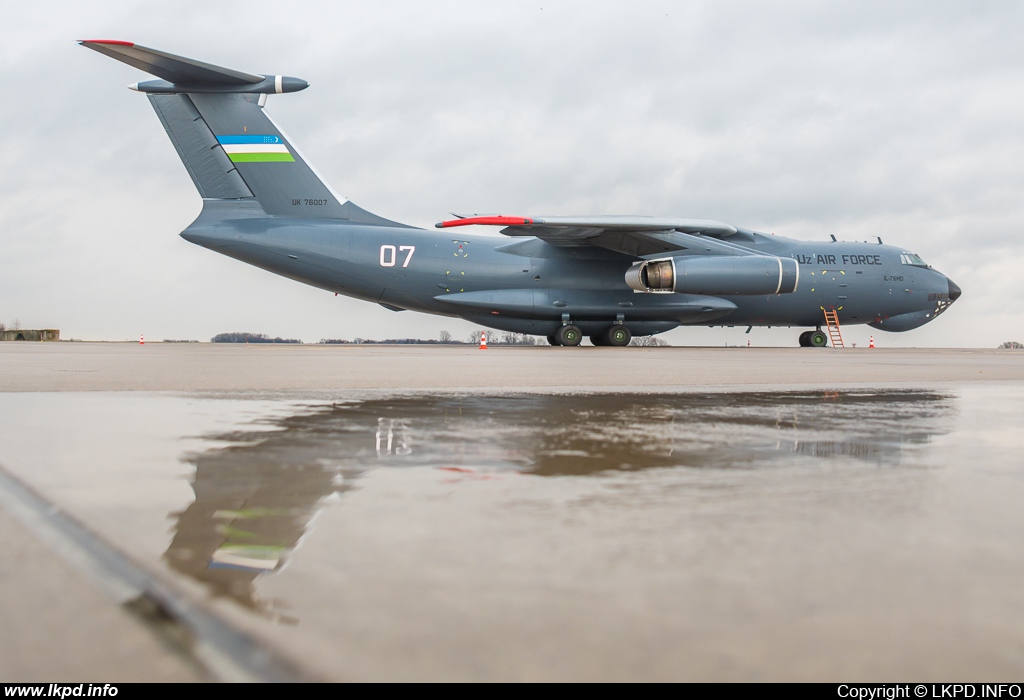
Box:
320, 338, 448, 344
212, 332, 301, 344
322, 332, 540, 345
999, 341, 1023, 349
211, 330, 672, 346
495, 332, 540, 345
467, 331, 539, 345
631, 336, 671, 347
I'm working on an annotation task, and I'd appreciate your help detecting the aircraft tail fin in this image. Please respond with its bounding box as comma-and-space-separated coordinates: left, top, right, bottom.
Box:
146, 93, 255, 200
80, 41, 402, 226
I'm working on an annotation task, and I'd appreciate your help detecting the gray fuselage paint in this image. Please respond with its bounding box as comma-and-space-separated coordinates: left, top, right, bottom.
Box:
182, 205, 952, 338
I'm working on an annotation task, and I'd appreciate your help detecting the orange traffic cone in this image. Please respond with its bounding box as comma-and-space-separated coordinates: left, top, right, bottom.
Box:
869, 335, 875, 349
479, 332, 488, 350
140, 334, 144, 346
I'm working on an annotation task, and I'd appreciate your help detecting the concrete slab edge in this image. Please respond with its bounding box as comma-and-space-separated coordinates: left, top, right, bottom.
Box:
0, 461, 317, 683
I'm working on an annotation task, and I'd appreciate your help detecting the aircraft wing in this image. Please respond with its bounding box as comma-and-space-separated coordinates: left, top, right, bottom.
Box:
435, 215, 748, 257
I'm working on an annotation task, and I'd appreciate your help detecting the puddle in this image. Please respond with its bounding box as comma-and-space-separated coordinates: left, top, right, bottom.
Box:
165, 390, 955, 611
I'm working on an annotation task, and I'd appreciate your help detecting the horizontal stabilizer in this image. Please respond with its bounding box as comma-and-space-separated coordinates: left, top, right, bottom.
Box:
79, 40, 307, 94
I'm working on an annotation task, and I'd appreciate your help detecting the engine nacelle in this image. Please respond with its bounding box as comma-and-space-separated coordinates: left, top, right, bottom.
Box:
625, 255, 800, 295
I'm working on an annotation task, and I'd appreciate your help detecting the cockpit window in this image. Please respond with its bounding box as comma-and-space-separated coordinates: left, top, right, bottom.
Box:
900, 252, 928, 266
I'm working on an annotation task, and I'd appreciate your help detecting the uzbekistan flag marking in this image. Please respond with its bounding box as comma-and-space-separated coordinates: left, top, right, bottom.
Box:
217, 135, 295, 163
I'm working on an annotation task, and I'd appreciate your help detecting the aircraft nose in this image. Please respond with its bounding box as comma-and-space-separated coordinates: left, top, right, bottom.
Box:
947, 278, 962, 301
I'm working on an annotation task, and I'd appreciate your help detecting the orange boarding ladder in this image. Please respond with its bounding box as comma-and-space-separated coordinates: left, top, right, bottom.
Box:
823, 308, 845, 348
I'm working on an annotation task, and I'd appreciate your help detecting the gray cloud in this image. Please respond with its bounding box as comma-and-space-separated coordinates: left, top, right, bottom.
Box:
1, 0, 1022, 346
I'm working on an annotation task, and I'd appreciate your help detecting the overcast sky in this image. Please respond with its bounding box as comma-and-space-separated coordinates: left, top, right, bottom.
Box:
1, 0, 1022, 346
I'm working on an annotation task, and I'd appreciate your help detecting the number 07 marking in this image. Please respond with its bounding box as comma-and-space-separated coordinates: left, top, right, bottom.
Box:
379, 245, 416, 268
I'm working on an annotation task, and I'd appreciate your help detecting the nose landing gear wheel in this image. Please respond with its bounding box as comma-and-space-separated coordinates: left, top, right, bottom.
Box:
555, 324, 583, 347
605, 326, 632, 347
799, 330, 828, 347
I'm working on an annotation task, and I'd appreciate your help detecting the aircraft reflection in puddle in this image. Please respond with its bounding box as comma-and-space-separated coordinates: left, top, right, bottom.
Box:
165, 390, 956, 613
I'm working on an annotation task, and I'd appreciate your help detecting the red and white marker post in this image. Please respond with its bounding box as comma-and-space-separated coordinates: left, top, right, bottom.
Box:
479, 332, 488, 350
869, 335, 875, 349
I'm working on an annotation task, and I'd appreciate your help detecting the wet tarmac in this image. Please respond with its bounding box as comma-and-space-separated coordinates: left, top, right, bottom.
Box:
1, 384, 1023, 680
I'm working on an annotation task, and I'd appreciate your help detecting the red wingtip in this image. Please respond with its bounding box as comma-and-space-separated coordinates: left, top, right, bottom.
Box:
436, 216, 533, 228
79, 39, 135, 46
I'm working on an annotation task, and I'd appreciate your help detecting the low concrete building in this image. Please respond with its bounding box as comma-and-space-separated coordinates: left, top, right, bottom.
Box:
1, 329, 60, 341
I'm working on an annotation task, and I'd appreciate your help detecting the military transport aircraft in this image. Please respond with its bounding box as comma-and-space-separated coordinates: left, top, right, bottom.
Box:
82, 41, 960, 347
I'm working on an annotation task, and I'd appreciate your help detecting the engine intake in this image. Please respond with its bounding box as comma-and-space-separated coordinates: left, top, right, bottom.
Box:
626, 255, 799, 295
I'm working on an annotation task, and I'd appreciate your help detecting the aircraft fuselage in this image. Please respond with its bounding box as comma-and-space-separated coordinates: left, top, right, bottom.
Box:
183, 204, 957, 339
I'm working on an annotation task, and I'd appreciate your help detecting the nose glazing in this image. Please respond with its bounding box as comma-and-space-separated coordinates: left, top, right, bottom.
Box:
947, 278, 962, 301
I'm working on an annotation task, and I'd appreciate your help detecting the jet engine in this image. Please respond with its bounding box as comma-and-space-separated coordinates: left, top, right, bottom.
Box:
625, 255, 799, 295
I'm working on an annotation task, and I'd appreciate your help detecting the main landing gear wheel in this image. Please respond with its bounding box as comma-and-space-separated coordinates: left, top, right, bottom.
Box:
590, 334, 607, 346
555, 324, 583, 347
604, 326, 632, 347
546, 334, 560, 346
798, 331, 812, 347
